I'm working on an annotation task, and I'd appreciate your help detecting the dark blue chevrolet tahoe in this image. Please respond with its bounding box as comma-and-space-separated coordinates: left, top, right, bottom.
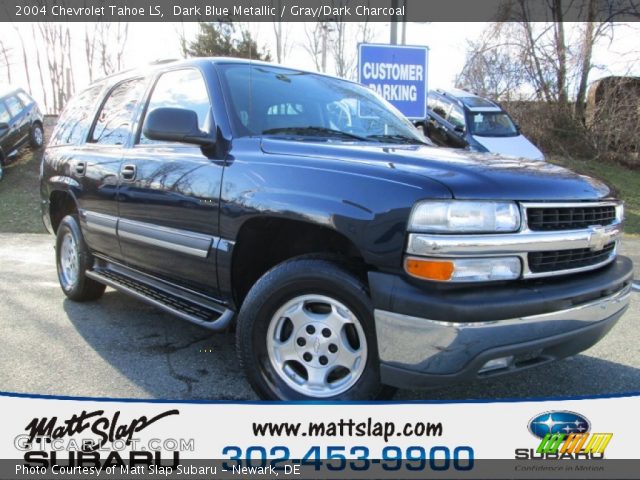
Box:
40, 58, 633, 400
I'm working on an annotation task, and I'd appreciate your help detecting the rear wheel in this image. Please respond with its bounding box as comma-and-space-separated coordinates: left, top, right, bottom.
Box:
55, 215, 106, 301
236, 257, 393, 400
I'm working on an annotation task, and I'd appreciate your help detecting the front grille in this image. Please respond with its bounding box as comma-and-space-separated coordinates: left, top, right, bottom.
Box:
528, 242, 615, 273
526, 205, 616, 231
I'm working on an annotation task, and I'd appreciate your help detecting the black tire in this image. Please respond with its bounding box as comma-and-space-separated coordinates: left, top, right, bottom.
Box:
30, 122, 44, 149
55, 215, 106, 301
236, 256, 394, 401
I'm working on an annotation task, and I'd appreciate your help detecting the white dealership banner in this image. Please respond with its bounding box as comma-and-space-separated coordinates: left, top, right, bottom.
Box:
1, 392, 638, 479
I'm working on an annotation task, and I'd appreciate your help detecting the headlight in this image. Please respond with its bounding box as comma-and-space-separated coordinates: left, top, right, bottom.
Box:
616, 203, 624, 222
408, 201, 521, 233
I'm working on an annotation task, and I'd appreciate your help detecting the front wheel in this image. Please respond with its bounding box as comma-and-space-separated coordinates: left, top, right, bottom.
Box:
236, 257, 392, 400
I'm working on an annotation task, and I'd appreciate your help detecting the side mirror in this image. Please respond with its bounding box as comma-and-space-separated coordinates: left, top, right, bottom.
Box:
454, 124, 465, 134
143, 107, 214, 146
0, 122, 8, 130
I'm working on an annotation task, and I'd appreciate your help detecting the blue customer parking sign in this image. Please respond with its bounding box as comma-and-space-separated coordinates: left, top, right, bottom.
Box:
358, 44, 429, 120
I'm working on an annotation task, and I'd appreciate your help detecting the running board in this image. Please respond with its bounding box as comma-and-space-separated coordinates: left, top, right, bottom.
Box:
86, 268, 234, 331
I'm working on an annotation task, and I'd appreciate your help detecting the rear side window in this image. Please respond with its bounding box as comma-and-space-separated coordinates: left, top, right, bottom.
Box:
139, 69, 210, 145
17, 92, 33, 106
0, 102, 9, 123
50, 84, 104, 146
91, 78, 146, 146
5, 96, 24, 117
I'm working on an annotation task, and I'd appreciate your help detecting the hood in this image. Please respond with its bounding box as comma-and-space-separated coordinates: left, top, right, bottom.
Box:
260, 139, 612, 201
472, 134, 545, 161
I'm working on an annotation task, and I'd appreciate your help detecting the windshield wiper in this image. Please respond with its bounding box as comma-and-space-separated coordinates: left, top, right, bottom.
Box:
262, 126, 368, 141
366, 134, 427, 145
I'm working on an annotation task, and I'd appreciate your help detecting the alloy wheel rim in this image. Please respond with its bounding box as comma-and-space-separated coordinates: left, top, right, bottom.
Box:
59, 232, 79, 288
266, 294, 368, 398
34, 127, 44, 146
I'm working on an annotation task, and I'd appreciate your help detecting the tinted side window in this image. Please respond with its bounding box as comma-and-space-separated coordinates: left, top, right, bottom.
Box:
0, 102, 9, 123
447, 105, 466, 129
429, 96, 450, 119
50, 83, 104, 146
5, 96, 24, 117
91, 78, 146, 146
139, 69, 210, 145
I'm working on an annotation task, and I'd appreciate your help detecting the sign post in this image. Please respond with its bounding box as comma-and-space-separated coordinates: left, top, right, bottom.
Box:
358, 43, 429, 120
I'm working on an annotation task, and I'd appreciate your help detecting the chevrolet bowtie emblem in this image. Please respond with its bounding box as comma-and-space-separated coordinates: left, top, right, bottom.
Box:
587, 226, 609, 251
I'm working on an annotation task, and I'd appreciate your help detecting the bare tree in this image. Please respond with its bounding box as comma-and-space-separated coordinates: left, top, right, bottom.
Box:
455, 34, 527, 100
457, 14, 615, 108
32, 25, 49, 112
329, 16, 376, 80
37, 23, 73, 113
0, 40, 12, 83
573, 0, 615, 120
551, 2, 568, 104
330, 20, 352, 79
88, 23, 130, 79
301, 22, 324, 71
13, 26, 32, 93
85, 25, 98, 82
271, 1, 291, 63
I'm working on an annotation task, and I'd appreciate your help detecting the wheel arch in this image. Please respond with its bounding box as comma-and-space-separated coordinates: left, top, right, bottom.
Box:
49, 189, 80, 233
229, 216, 368, 309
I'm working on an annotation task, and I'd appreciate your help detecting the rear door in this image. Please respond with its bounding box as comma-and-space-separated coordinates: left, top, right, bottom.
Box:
117, 68, 223, 297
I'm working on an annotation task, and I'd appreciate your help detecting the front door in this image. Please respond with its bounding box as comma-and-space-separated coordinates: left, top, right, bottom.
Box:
117, 68, 224, 297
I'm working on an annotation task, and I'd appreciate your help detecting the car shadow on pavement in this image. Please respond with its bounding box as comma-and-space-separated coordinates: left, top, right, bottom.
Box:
63, 291, 255, 400
65, 290, 640, 402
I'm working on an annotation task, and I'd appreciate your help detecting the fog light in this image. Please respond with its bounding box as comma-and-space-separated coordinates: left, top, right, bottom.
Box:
404, 256, 521, 282
479, 356, 513, 374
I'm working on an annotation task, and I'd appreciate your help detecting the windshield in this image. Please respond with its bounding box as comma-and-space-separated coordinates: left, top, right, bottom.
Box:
468, 111, 518, 137
218, 63, 426, 144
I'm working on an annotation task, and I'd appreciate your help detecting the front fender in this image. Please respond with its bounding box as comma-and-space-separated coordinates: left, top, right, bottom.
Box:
220, 140, 452, 270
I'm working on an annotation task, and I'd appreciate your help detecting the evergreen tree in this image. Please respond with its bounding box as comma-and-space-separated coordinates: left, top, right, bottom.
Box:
183, 22, 271, 61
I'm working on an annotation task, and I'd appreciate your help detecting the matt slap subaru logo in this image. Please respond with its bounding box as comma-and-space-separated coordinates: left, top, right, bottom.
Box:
514, 411, 612, 459
529, 411, 590, 438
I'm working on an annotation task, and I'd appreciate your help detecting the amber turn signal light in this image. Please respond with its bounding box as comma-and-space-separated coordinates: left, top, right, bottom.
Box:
404, 257, 454, 281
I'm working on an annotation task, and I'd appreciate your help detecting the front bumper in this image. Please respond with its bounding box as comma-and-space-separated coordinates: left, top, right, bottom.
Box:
371, 256, 633, 388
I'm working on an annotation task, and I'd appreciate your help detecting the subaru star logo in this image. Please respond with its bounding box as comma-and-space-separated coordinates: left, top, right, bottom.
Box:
528, 411, 591, 439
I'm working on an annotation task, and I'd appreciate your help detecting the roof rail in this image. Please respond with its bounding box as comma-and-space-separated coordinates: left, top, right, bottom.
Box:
148, 58, 179, 65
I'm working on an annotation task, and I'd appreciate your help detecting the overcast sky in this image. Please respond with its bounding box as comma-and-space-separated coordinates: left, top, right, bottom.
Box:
1, 22, 639, 112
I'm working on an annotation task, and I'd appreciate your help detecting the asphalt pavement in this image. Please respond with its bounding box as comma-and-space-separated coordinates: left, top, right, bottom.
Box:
0, 233, 638, 401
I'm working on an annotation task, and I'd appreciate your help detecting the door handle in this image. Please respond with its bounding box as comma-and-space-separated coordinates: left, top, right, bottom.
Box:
75, 162, 86, 176
121, 164, 136, 181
